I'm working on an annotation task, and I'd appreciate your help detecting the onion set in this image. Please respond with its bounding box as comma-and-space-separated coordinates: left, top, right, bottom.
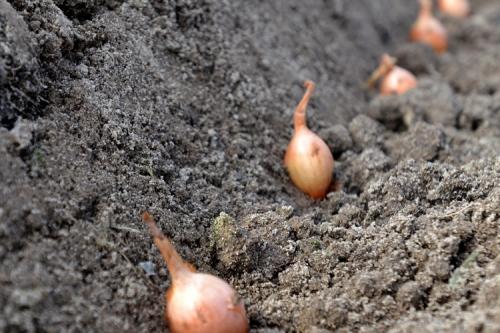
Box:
366, 54, 418, 95
410, 0, 448, 54
284, 80, 334, 199
142, 212, 249, 333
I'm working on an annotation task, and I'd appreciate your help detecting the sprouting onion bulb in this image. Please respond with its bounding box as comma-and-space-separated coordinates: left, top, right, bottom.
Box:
438, 0, 470, 18
410, 0, 448, 54
366, 54, 417, 96
142, 212, 249, 333
284, 80, 334, 199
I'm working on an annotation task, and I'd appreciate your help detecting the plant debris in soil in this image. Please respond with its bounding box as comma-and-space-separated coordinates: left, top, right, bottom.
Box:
0, 0, 499, 332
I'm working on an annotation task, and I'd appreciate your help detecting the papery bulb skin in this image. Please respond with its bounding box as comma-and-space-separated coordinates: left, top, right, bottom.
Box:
142, 213, 249, 333
366, 54, 417, 96
167, 273, 248, 333
285, 128, 334, 199
380, 67, 418, 96
284, 81, 334, 199
438, 0, 470, 18
410, 0, 448, 54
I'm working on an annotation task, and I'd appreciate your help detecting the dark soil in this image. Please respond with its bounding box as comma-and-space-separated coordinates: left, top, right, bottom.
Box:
0, 0, 499, 332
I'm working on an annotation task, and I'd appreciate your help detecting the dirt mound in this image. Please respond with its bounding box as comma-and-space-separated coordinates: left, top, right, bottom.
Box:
0, 0, 498, 332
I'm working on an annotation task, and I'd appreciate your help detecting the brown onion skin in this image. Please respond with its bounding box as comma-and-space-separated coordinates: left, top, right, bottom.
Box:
438, 0, 470, 18
142, 212, 249, 333
378, 55, 417, 95
380, 66, 418, 95
366, 54, 417, 96
166, 273, 248, 333
284, 81, 334, 199
410, 0, 448, 54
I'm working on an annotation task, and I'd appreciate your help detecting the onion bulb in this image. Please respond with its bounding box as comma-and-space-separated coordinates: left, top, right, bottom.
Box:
438, 0, 470, 18
284, 80, 334, 199
142, 212, 249, 333
410, 0, 448, 54
366, 54, 417, 96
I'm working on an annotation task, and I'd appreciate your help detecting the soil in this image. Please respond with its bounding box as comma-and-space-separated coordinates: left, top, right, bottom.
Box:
0, 0, 499, 332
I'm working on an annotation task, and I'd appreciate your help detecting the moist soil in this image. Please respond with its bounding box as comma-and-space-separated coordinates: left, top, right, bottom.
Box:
0, 0, 499, 332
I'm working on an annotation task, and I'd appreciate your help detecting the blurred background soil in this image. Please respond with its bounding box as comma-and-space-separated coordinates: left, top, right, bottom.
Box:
0, 0, 499, 332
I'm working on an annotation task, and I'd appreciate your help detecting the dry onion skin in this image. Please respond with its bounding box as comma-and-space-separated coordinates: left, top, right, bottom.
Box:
142, 212, 249, 333
284, 80, 334, 199
410, 0, 448, 54
438, 0, 470, 18
366, 54, 418, 96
